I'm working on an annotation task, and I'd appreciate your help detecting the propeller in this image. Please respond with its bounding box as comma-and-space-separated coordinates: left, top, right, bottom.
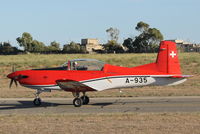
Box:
8, 65, 28, 88
9, 78, 18, 88
9, 65, 18, 88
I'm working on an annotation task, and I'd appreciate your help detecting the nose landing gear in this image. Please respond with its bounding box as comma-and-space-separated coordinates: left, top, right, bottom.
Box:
33, 90, 42, 106
33, 98, 42, 106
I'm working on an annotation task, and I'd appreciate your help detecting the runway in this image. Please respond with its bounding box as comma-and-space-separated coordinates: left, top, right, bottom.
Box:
1, 96, 200, 114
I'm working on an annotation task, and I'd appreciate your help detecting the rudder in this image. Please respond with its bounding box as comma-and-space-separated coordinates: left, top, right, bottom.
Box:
156, 41, 181, 75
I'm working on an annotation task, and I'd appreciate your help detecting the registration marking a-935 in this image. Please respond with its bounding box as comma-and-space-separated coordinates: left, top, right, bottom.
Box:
125, 77, 148, 84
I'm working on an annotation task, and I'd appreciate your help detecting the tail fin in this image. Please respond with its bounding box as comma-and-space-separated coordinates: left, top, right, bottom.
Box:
156, 41, 181, 75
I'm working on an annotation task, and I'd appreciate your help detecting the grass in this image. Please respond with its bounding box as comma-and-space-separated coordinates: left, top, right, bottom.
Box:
0, 53, 199, 98
1, 113, 200, 134
0, 53, 200, 134
0, 53, 158, 74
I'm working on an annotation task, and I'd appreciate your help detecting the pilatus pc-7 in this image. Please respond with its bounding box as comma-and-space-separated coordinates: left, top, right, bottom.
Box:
7, 41, 191, 107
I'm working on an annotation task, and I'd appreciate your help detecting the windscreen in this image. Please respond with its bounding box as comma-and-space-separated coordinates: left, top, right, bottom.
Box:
70, 59, 104, 71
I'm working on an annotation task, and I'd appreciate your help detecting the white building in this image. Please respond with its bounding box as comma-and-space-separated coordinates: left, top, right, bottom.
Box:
168, 39, 200, 52
81, 39, 103, 53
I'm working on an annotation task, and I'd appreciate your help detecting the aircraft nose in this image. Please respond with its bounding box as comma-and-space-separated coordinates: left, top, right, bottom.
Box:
7, 72, 16, 79
7, 72, 29, 80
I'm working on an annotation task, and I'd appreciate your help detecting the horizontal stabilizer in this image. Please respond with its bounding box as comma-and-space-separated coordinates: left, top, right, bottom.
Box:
170, 75, 193, 78
150, 75, 193, 78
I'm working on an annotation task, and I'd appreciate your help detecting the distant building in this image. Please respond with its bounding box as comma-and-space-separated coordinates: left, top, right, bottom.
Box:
168, 39, 200, 52
81, 38, 103, 53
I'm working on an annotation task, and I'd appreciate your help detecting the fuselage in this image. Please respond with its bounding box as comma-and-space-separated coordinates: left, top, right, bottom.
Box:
7, 41, 190, 92
7, 63, 187, 92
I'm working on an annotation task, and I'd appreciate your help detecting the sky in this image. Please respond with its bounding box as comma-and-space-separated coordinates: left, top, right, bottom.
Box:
0, 0, 199, 47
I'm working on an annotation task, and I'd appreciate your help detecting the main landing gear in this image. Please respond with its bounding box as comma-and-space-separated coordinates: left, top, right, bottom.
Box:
33, 90, 42, 106
72, 92, 90, 107
32, 90, 89, 107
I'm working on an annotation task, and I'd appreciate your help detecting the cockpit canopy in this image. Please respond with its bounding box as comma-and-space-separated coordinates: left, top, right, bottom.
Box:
62, 59, 105, 71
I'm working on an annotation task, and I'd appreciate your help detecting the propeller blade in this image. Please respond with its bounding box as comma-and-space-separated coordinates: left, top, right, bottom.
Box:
9, 65, 18, 88
12, 65, 16, 72
9, 79, 18, 88
9, 79, 14, 88
14, 80, 18, 87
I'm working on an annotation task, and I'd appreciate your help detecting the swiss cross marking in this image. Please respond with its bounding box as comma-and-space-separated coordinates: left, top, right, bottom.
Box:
170, 51, 176, 58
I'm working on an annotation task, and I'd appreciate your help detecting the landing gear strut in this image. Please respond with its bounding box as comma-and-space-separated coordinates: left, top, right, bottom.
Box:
72, 92, 90, 107
33, 90, 42, 106
81, 92, 90, 105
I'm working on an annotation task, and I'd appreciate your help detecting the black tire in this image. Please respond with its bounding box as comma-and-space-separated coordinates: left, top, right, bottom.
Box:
73, 98, 83, 107
81, 96, 90, 105
33, 98, 42, 106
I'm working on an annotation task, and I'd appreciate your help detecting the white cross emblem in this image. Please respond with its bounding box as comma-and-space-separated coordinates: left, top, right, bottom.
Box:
170, 51, 176, 58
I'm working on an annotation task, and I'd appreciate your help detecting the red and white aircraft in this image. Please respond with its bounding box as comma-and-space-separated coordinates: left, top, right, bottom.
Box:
7, 41, 190, 107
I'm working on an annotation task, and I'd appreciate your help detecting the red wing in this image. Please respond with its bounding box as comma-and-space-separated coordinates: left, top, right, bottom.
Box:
56, 79, 96, 92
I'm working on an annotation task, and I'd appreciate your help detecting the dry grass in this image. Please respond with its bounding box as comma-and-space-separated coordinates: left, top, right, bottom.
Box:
0, 113, 200, 134
1, 54, 199, 134
0, 53, 199, 98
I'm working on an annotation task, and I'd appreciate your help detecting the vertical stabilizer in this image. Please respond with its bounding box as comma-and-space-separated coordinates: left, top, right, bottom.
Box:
156, 41, 181, 75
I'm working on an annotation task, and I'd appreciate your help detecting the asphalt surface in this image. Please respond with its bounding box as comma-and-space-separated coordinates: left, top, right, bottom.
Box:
1, 96, 200, 114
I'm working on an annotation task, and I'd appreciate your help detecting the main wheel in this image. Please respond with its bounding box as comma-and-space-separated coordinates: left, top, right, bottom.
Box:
33, 98, 42, 106
73, 98, 83, 107
81, 96, 90, 105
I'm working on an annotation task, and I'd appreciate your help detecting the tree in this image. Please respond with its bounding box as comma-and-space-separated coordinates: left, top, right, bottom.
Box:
47, 41, 61, 53
122, 38, 135, 52
148, 28, 164, 45
106, 27, 120, 42
62, 42, 86, 53
105, 27, 123, 53
31, 40, 46, 53
104, 40, 124, 53
123, 21, 164, 53
50, 41, 60, 50
135, 21, 149, 32
0, 42, 19, 55
16, 32, 33, 52
16, 32, 52, 53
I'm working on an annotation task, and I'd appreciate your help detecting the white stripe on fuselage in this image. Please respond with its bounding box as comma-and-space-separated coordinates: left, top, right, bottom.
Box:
20, 75, 187, 91
82, 76, 187, 91
82, 76, 155, 91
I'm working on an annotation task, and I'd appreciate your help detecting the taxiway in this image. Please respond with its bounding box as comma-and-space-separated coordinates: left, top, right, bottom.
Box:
0, 96, 200, 114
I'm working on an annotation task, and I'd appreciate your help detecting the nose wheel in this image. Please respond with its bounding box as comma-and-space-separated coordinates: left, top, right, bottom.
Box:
33, 90, 42, 106
33, 98, 42, 106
